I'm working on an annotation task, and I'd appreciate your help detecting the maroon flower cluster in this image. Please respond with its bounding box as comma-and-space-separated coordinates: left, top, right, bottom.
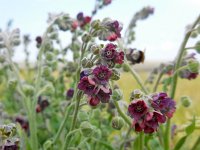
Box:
15, 117, 29, 132
97, 18, 123, 41
66, 88, 74, 100
128, 92, 176, 133
101, 43, 124, 67
78, 65, 112, 106
75, 12, 91, 29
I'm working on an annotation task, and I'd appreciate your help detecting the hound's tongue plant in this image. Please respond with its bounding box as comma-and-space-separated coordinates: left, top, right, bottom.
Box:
0, 1, 200, 150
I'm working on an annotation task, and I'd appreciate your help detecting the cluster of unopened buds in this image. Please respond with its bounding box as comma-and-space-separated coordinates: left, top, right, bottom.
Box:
78, 43, 124, 106
128, 90, 176, 133
0, 123, 19, 150
179, 53, 199, 80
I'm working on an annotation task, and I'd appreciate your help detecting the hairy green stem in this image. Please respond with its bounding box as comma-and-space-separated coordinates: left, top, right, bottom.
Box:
139, 132, 144, 150
113, 100, 131, 126
153, 71, 164, 92
124, 63, 148, 94
164, 15, 200, 150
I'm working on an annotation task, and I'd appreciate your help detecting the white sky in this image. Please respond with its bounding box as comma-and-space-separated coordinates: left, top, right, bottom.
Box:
0, 0, 200, 62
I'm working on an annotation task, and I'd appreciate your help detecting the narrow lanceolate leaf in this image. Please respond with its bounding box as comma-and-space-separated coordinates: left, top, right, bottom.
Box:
185, 116, 196, 135
174, 135, 188, 150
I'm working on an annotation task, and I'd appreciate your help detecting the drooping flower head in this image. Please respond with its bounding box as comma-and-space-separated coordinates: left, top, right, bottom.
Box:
92, 65, 112, 84
78, 76, 96, 95
66, 88, 74, 100
96, 89, 112, 103
151, 92, 176, 118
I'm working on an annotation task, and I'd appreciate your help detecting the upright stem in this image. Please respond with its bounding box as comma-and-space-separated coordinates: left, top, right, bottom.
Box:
153, 71, 164, 92
164, 15, 200, 150
139, 132, 144, 150
124, 62, 148, 94
113, 100, 131, 126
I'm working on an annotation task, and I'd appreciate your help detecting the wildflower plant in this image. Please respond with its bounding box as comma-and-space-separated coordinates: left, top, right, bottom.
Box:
0, 0, 200, 150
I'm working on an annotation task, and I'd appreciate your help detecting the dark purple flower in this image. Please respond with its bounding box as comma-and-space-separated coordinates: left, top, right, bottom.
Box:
35, 36, 42, 44
108, 20, 122, 38
2, 140, 19, 150
145, 111, 166, 131
128, 100, 148, 120
144, 126, 154, 133
151, 92, 176, 118
97, 89, 112, 103
66, 88, 74, 99
15, 117, 29, 132
78, 76, 96, 95
80, 69, 92, 79
107, 33, 118, 41
115, 51, 124, 64
77, 12, 84, 21
93, 65, 112, 84
88, 96, 100, 106
102, 43, 117, 60
179, 69, 198, 80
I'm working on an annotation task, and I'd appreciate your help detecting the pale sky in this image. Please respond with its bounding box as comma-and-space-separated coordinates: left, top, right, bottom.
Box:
0, 0, 200, 62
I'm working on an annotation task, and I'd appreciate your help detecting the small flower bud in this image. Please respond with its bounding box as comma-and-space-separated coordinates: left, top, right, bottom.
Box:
187, 60, 199, 73
195, 41, 200, 54
130, 89, 144, 100
43, 82, 55, 95
42, 66, 52, 77
90, 44, 100, 55
82, 34, 91, 43
81, 57, 93, 68
111, 69, 120, 80
23, 84, 35, 96
122, 64, 129, 72
112, 117, 124, 130
78, 111, 89, 122
91, 20, 100, 29
112, 89, 123, 101
73, 51, 80, 59
0, 55, 5, 63
181, 96, 192, 107
190, 31, 198, 38
8, 79, 18, 90
45, 52, 55, 62
93, 128, 102, 139
43, 140, 53, 150
80, 121, 94, 137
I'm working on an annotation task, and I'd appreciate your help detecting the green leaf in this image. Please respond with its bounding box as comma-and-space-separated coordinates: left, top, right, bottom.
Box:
174, 135, 187, 150
185, 116, 196, 135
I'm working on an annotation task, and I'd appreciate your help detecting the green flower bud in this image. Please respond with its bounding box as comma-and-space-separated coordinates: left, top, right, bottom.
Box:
73, 51, 80, 60
112, 117, 124, 130
188, 60, 199, 73
42, 66, 52, 77
93, 127, 102, 139
0, 123, 16, 139
130, 89, 144, 100
82, 34, 91, 43
190, 31, 198, 38
45, 52, 55, 62
195, 41, 200, 53
22, 84, 35, 96
78, 111, 89, 122
112, 89, 123, 101
43, 140, 53, 150
90, 44, 100, 55
181, 96, 192, 107
91, 20, 100, 29
80, 121, 94, 137
43, 82, 55, 95
81, 57, 93, 68
49, 32, 58, 39
8, 79, 18, 90
122, 64, 129, 72
92, 109, 101, 120
0, 55, 5, 63
197, 25, 200, 34
111, 69, 120, 80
